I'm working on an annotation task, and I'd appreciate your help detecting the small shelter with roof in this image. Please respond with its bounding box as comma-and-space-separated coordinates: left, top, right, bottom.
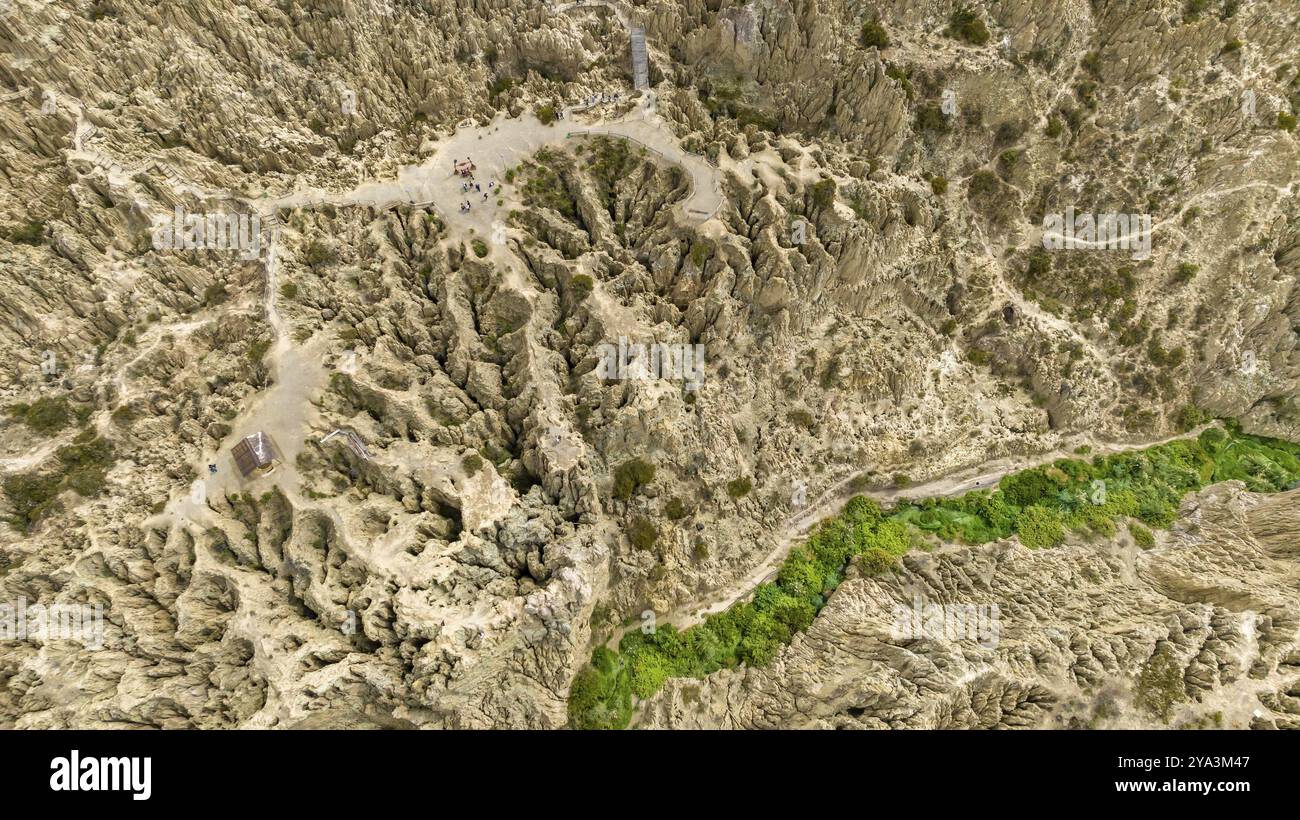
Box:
231, 431, 278, 478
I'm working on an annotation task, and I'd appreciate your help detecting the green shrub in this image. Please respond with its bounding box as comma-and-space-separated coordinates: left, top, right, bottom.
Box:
304, 240, 337, 268
726, 476, 753, 498
858, 546, 900, 576
947, 6, 991, 45
1174, 404, 1207, 432
967, 170, 1000, 198
1000, 467, 1057, 507
664, 497, 687, 520
810, 178, 837, 208
462, 453, 484, 475
536, 104, 557, 125
1174, 262, 1199, 283
567, 647, 632, 729
613, 457, 655, 500
1131, 523, 1155, 549
471, 238, 489, 258
929, 175, 949, 195
861, 18, 890, 49
1278, 111, 1298, 131
1016, 504, 1064, 549
914, 104, 949, 134
628, 516, 658, 550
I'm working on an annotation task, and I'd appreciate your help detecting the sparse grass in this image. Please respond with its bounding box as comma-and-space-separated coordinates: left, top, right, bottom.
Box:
914, 104, 949, 134
688, 241, 710, 269
570, 273, 594, 301
203, 282, 229, 305
2, 220, 46, 245
788, 409, 815, 430
3, 472, 64, 532
3, 433, 117, 532
246, 338, 272, 365
1136, 644, 1186, 722
521, 154, 577, 219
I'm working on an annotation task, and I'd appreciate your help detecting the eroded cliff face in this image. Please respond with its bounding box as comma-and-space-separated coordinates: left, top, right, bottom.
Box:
0, 0, 1296, 728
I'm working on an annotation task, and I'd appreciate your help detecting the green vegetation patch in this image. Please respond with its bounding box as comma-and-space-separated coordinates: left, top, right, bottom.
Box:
9, 396, 73, 435
569, 496, 903, 729
946, 6, 991, 45
3, 432, 117, 532
521, 150, 578, 219
569, 424, 1300, 728
861, 18, 890, 50
613, 457, 656, 500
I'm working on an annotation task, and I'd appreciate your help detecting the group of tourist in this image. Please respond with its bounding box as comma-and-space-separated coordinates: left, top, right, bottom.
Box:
452, 158, 500, 213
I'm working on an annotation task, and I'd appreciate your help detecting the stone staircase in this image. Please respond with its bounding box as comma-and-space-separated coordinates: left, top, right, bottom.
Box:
630, 26, 649, 90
